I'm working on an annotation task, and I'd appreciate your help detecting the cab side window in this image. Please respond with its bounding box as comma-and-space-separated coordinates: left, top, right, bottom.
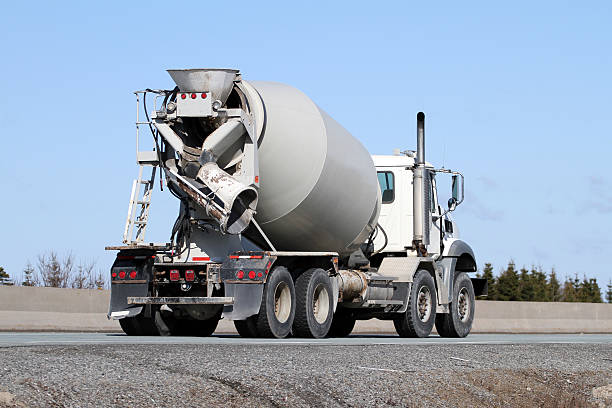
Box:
377, 171, 395, 203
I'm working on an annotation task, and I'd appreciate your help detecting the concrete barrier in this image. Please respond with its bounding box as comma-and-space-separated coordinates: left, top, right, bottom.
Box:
0, 286, 610, 333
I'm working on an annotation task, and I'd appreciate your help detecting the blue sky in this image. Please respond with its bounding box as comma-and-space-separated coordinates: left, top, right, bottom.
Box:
0, 1, 610, 287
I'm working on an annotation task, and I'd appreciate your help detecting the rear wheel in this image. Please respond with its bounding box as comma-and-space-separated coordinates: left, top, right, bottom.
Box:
119, 313, 158, 336
234, 316, 259, 338
293, 268, 334, 338
394, 269, 437, 338
255, 266, 295, 338
328, 310, 356, 338
435, 272, 475, 338
155, 308, 221, 337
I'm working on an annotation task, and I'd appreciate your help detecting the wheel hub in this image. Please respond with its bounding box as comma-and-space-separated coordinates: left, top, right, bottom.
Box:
458, 288, 470, 322
312, 284, 330, 324
417, 286, 432, 322
274, 282, 291, 323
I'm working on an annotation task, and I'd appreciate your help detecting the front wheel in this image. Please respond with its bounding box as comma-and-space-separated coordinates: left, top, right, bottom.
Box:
394, 269, 437, 338
255, 266, 296, 338
435, 272, 475, 338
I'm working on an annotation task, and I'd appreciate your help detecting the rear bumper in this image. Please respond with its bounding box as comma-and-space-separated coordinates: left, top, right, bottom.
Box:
127, 296, 234, 305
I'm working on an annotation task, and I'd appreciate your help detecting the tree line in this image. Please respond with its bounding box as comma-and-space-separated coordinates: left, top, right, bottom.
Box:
0, 251, 106, 289
1, 256, 611, 303
478, 261, 611, 303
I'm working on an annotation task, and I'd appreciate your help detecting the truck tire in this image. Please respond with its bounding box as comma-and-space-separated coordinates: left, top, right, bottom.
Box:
394, 269, 437, 338
327, 311, 356, 338
435, 272, 475, 338
234, 316, 259, 338
119, 314, 159, 336
293, 268, 334, 338
155, 310, 221, 337
255, 266, 295, 338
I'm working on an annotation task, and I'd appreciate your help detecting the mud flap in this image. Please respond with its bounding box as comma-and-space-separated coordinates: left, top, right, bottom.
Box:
108, 283, 149, 319
222, 283, 264, 320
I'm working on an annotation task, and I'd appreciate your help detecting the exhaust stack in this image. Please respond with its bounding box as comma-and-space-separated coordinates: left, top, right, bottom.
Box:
413, 112, 430, 255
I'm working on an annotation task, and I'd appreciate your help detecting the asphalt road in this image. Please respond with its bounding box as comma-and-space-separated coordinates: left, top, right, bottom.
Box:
0, 333, 610, 407
0, 332, 609, 347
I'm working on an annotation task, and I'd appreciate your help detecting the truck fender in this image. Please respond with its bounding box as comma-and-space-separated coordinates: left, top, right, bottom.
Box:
222, 283, 264, 320
436, 240, 478, 307
108, 255, 154, 319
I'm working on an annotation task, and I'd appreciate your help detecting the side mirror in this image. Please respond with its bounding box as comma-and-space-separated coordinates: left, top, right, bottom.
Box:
452, 175, 459, 201
448, 197, 457, 212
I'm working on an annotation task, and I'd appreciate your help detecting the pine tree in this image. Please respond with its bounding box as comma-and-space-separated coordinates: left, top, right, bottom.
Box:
606, 280, 612, 304
530, 267, 548, 302
497, 261, 520, 301
518, 267, 535, 301
562, 275, 579, 302
22, 262, 37, 286
0, 267, 13, 285
584, 278, 602, 303
548, 269, 561, 302
480, 263, 497, 300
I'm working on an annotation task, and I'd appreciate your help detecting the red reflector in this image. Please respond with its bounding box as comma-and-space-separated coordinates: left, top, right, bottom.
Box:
118, 270, 126, 279
255, 176, 259, 183
129, 270, 137, 279
190, 93, 196, 99
169, 270, 180, 281
192, 257, 210, 261
229, 255, 240, 259
181, 93, 187, 99
201, 93, 207, 99
111, 272, 117, 278
250, 255, 263, 259
236, 270, 244, 279
185, 270, 195, 281
248, 270, 256, 279
257, 272, 263, 278
265, 261, 272, 273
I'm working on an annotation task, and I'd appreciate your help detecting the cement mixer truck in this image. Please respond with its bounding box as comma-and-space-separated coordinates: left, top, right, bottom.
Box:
106, 69, 486, 339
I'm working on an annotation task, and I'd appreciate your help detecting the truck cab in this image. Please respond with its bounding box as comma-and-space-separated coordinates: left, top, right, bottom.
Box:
373, 154, 458, 258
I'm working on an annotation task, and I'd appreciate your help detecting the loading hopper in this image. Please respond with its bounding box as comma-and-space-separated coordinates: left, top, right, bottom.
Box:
167, 68, 239, 105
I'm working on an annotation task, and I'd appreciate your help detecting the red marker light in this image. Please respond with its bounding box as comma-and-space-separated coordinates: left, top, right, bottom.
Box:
236, 270, 244, 279
118, 270, 126, 279
181, 93, 187, 99
190, 93, 196, 99
257, 272, 263, 278
201, 93, 207, 99
129, 270, 137, 279
248, 270, 256, 279
185, 270, 195, 281
169, 270, 180, 281
111, 272, 117, 278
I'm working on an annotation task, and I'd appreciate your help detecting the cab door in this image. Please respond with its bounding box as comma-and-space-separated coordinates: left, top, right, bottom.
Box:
427, 173, 442, 256
375, 168, 411, 252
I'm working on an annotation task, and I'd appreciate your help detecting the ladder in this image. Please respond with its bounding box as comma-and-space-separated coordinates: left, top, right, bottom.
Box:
123, 163, 157, 244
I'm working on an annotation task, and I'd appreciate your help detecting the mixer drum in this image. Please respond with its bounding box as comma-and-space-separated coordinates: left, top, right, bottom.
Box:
245, 81, 381, 256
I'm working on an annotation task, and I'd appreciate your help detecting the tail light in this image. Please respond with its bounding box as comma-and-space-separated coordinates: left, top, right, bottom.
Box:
111, 272, 117, 278
185, 270, 195, 281
118, 270, 126, 279
169, 270, 180, 281
248, 270, 256, 279
236, 270, 244, 279
129, 270, 137, 279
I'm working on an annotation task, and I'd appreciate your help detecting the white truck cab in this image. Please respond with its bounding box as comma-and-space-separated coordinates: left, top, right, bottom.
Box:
373, 154, 458, 258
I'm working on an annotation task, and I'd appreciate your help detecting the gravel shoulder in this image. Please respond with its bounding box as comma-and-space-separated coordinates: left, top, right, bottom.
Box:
0, 343, 610, 407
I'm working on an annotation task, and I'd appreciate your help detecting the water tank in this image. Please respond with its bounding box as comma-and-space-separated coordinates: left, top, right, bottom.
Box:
246, 81, 380, 255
